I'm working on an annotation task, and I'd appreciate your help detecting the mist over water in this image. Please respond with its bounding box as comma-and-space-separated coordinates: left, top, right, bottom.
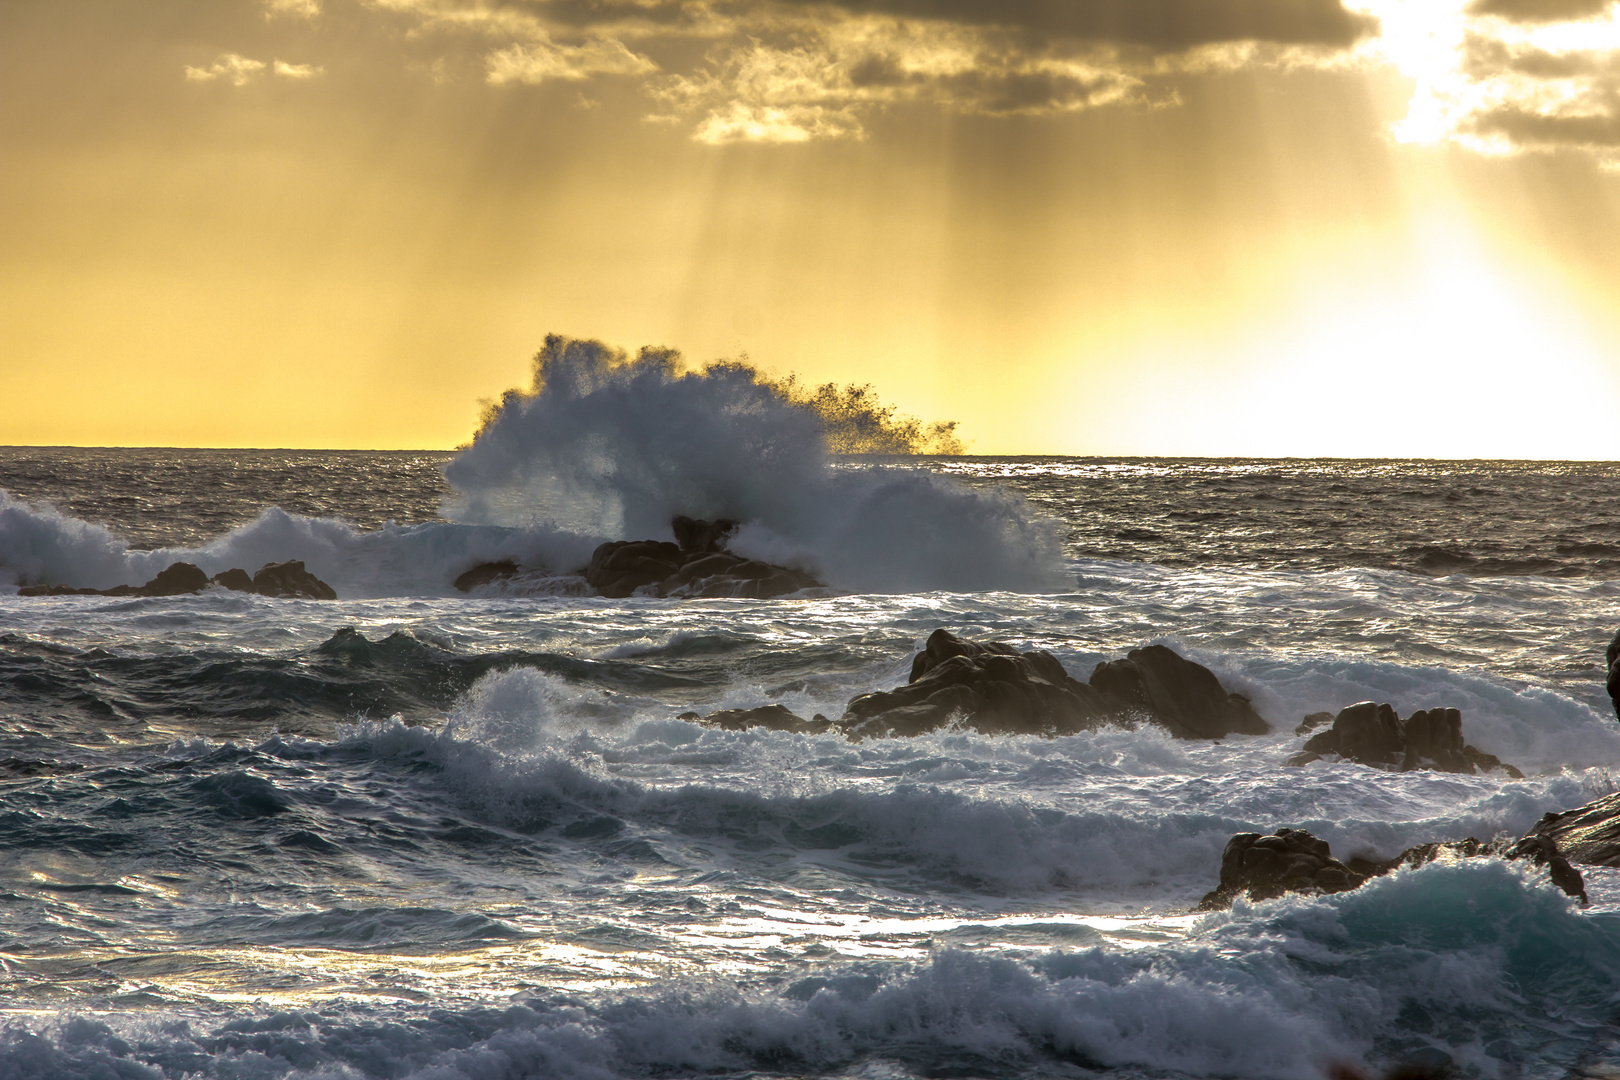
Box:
442, 335, 1064, 592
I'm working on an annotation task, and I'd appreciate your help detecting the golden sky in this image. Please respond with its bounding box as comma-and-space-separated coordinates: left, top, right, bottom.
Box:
4, 0, 1620, 455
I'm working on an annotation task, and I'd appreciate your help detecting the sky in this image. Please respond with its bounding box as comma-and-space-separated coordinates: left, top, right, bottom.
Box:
4, 0, 1620, 456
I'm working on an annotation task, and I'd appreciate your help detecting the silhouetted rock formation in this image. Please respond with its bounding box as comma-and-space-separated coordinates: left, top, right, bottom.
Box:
1522, 790, 1620, 867
1090, 644, 1270, 739
452, 519, 822, 599
251, 560, 337, 600
1199, 827, 1586, 910
841, 629, 1110, 739
678, 704, 834, 735
17, 560, 336, 599
1287, 701, 1522, 777
211, 568, 254, 592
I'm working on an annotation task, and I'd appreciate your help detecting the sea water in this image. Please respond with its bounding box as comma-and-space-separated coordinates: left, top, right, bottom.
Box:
3, 446, 1620, 1079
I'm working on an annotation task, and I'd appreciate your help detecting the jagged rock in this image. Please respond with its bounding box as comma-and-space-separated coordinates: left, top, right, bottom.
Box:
678, 704, 833, 735
211, 568, 255, 592
1197, 828, 1367, 909
840, 628, 1110, 739
1287, 701, 1522, 777
1089, 644, 1271, 739
1199, 827, 1586, 910
252, 560, 337, 600
454, 560, 521, 593
1522, 790, 1620, 867
1608, 627, 1620, 721
672, 515, 738, 554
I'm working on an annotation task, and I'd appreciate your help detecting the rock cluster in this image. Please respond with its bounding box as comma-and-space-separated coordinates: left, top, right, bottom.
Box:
679, 629, 1270, 742
1198, 826, 1587, 910
1287, 701, 1522, 777
1522, 790, 1620, 867
453, 516, 823, 599
18, 560, 335, 600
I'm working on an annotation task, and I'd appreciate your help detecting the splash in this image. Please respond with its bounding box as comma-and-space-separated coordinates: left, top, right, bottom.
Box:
442, 335, 1062, 592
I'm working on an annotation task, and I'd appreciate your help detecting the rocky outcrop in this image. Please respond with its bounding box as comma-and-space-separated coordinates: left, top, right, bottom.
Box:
1287, 701, 1522, 777
678, 704, 834, 735
1199, 827, 1586, 910
452, 518, 823, 599
840, 629, 1111, 739
251, 560, 338, 600
17, 560, 336, 599
1522, 790, 1620, 867
1089, 644, 1270, 739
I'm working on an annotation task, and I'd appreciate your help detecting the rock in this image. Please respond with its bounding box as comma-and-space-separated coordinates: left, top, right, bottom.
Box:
679, 704, 833, 735
252, 560, 337, 600
671, 515, 738, 554
839, 628, 1109, 739
1522, 790, 1620, 867
1295, 711, 1335, 736
17, 561, 211, 598
1200, 827, 1586, 910
1608, 628, 1620, 720
211, 568, 255, 592
1287, 701, 1522, 777
139, 562, 210, 596
1197, 828, 1367, 910
1089, 644, 1270, 739
585, 539, 685, 598
454, 560, 521, 593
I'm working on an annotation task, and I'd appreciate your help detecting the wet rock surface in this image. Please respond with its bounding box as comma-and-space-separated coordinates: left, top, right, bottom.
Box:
1287, 700, 1522, 777
1523, 790, 1620, 868
1608, 627, 1620, 721
1199, 827, 1587, 910
251, 560, 338, 600
678, 704, 834, 735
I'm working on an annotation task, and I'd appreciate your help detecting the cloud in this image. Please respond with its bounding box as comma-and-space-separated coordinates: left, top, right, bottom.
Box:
184, 54, 268, 86
1384, 0, 1620, 164
264, 0, 321, 17
486, 38, 658, 84
273, 60, 325, 78
1468, 0, 1614, 23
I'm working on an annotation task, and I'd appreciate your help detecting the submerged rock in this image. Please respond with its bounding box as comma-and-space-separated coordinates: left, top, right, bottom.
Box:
453, 560, 521, 593
679, 704, 833, 735
21, 561, 214, 598
1089, 644, 1270, 739
1199, 827, 1586, 910
1287, 701, 1522, 777
251, 560, 337, 600
841, 628, 1109, 739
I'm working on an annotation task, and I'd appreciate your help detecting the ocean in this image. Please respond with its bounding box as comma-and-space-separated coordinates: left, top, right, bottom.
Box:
3, 444, 1620, 1080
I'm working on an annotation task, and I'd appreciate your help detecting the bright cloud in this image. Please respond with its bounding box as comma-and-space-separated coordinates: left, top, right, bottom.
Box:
264, 0, 321, 17
273, 60, 324, 79
184, 54, 268, 86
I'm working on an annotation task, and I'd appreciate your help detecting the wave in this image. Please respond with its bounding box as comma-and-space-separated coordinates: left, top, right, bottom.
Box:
4, 861, 1615, 1079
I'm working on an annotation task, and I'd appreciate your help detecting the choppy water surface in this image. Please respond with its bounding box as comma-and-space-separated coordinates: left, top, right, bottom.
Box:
2, 449, 1620, 1079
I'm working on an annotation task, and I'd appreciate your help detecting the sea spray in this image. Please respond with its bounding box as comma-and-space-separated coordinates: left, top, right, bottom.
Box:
442, 335, 1064, 592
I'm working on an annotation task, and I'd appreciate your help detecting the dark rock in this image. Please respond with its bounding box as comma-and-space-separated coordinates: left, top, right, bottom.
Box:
1286, 700, 1522, 777
680, 704, 833, 735
252, 560, 337, 600
1089, 644, 1270, 739
581, 526, 824, 600
1197, 828, 1367, 910
454, 560, 521, 593
1201, 828, 1586, 910
17, 583, 99, 596
1296, 711, 1335, 736
1522, 790, 1620, 867
671, 516, 738, 554
211, 568, 255, 592
1608, 627, 1620, 720
839, 628, 1109, 740
139, 562, 210, 596
584, 540, 685, 597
